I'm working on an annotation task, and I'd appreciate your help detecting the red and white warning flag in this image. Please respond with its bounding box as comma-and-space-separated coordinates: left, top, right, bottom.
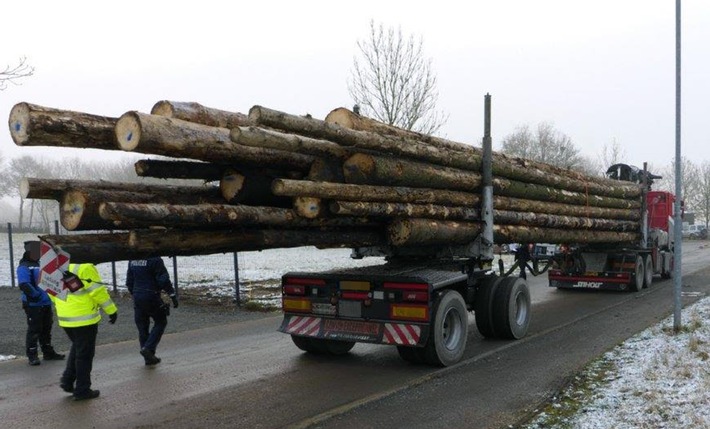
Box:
39, 241, 71, 301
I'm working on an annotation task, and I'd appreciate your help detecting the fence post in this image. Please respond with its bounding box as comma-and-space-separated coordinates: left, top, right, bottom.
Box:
233, 252, 241, 307
54, 220, 59, 235
8, 223, 16, 288
172, 256, 178, 295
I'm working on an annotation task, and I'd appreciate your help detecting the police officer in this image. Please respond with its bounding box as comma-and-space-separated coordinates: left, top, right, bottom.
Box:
126, 257, 178, 366
52, 263, 118, 401
17, 240, 64, 365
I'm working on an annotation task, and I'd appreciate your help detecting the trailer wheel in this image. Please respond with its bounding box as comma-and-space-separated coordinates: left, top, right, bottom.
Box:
631, 255, 644, 291
492, 277, 531, 340
322, 339, 356, 355
423, 290, 468, 366
661, 252, 673, 279
474, 277, 501, 338
643, 255, 653, 288
291, 335, 322, 354
396, 346, 426, 364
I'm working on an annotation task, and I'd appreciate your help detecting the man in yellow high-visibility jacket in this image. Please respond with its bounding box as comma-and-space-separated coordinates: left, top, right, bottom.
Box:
50, 263, 118, 401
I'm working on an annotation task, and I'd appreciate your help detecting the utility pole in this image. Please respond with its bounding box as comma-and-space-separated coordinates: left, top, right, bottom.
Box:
673, 0, 682, 331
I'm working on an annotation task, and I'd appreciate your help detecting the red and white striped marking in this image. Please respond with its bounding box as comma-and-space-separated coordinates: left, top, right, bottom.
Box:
38, 241, 71, 300
284, 316, 322, 337
382, 323, 421, 345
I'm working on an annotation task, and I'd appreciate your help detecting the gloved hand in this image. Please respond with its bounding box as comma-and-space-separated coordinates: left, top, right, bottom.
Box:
171, 294, 179, 309
109, 312, 118, 324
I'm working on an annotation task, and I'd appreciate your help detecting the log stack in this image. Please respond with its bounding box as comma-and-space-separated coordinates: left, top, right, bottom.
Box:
7, 101, 643, 263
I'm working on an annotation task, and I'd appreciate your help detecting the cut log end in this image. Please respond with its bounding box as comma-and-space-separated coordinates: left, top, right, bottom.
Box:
323, 107, 355, 129
220, 169, 246, 202
60, 190, 88, 231
8, 102, 30, 145
343, 153, 376, 184
19, 178, 30, 199
115, 112, 142, 151
150, 101, 175, 117
294, 197, 324, 219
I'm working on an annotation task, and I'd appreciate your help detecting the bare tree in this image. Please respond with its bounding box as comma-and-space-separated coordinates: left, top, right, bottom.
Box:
656, 157, 701, 213
7, 156, 47, 228
500, 122, 584, 169
598, 138, 628, 173
1, 57, 34, 90
348, 20, 447, 135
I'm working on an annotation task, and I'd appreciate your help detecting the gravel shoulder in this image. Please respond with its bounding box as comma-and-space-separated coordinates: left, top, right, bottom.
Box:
0, 286, 278, 359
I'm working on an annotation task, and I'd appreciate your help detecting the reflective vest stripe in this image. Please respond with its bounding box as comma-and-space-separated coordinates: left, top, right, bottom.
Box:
58, 312, 100, 323
99, 300, 113, 309
72, 283, 101, 296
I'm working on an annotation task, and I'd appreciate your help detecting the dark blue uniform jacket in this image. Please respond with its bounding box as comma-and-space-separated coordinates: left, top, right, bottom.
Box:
17, 255, 51, 307
126, 257, 175, 302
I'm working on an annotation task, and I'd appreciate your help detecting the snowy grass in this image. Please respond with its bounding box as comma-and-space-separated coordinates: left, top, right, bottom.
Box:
523, 296, 710, 429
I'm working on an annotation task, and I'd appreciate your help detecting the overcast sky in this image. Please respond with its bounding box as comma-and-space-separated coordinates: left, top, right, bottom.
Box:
1, 0, 708, 175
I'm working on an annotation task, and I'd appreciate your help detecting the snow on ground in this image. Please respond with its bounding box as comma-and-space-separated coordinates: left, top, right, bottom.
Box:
523, 295, 710, 429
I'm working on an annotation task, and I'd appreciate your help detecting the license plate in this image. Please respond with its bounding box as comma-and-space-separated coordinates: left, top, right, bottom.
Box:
338, 300, 361, 318
323, 319, 380, 337
312, 303, 336, 316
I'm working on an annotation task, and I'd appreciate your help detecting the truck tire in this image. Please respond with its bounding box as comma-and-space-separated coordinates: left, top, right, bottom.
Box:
631, 255, 644, 292
661, 252, 673, 279
422, 290, 468, 367
643, 255, 653, 288
291, 335, 322, 353
492, 277, 531, 340
474, 277, 501, 338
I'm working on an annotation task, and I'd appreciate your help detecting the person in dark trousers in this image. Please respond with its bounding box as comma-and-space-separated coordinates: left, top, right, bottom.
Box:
52, 263, 118, 401
126, 257, 178, 366
17, 240, 64, 365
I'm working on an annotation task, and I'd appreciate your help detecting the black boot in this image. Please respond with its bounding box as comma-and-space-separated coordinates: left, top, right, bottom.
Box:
27, 348, 40, 366
42, 345, 65, 361
140, 348, 161, 366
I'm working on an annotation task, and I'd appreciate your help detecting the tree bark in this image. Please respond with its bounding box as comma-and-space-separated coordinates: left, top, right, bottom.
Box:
114, 111, 314, 171
60, 188, 223, 231
40, 233, 137, 264
493, 225, 640, 244
151, 100, 251, 128
134, 159, 226, 182
127, 228, 386, 257
330, 201, 480, 221
388, 219, 482, 246
343, 153, 481, 191
493, 195, 641, 221
493, 210, 639, 231
8, 103, 117, 150
272, 178, 480, 206
230, 126, 350, 159
99, 202, 376, 229
219, 168, 292, 207
21, 177, 223, 202
307, 158, 345, 182
250, 106, 641, 198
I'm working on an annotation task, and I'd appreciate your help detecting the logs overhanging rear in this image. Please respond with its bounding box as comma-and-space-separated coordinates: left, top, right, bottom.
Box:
8, 100, 644, 263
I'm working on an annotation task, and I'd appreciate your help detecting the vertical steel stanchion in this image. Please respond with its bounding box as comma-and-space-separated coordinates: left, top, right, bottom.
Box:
8, 223, 16, 288
172, 256, 179, 296
233, 252, 241, 307
673, 0, 683, 331
54, 220, 59, 235
111, 261, 117, 293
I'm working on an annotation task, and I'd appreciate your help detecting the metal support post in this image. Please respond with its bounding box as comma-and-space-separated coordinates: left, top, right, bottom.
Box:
233, 252, 241, 307
8, 223, 16, 288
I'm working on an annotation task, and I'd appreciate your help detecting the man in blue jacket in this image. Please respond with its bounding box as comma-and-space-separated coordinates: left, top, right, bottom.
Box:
126, 256, 178, 366
17, 240, 64, 365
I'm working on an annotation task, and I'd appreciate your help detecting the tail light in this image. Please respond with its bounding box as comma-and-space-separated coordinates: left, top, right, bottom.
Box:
282, 277, 325, 296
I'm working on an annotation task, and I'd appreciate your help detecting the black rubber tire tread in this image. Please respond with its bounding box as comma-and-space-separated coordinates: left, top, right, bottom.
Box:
291, 335, 323, 354
474, 277, 502, 338
423, 290, 468, 367
492, 276, 531, 340
643, 255, 653, 288
397, 346, 426, 364
631, 255, 644, 292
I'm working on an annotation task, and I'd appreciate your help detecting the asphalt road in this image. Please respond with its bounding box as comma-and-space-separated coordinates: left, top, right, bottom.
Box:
1, 242, 708, 429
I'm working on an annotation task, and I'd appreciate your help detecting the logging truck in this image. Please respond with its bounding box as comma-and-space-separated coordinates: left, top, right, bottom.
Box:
547, 164, 676, 291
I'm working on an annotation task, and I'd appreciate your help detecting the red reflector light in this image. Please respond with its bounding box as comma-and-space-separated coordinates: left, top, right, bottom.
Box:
341, 291, 369, 300
383, 282, 429, 291
284, 285, 306, 295
283, 277, 326, 286
402, 291, 429, 302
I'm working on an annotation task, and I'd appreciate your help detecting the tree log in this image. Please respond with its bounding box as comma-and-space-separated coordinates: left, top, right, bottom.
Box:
250, 106, 641, 198
388, 219, 482, 246
493, 225, 640, 244
134, 159, 226, 181
219, 168, 292, 207
40, 233, 138, 264
272, 178, 480, 206
307, 158, 345, 182
9, 103, 117, 150
60, 187, 223, 231
330, 201, 480, 221
293, 197, 326, 219
115, 112, 314, 171
493, 210, 638, 231
493, 195, 641, 221
343, 153, 481, 191
151, 100, 251, 128
128, 228, 386, 256
99, 202, 377, 230
21, 177, 223, 202
230, 126, 350, 159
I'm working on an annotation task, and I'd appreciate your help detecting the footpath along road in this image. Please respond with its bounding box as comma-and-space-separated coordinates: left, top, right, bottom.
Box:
0, 242, 708, 429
